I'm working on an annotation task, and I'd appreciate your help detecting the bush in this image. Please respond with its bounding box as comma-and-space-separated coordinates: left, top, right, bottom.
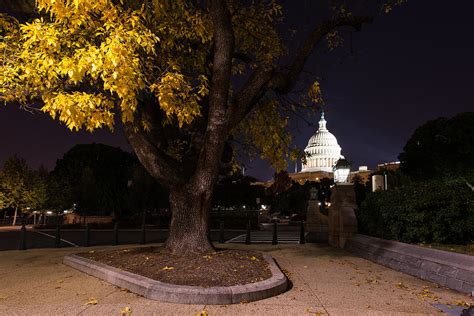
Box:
358, 178, 474, 244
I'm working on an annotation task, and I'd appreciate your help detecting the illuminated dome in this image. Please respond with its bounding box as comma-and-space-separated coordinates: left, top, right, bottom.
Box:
301, 111, 343, 172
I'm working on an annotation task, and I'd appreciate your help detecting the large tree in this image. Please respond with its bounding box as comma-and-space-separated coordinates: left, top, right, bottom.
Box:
49, 143, 136, 216
1, 0, 403, 254
399, 112, 474, 181
0, 156, 36, 225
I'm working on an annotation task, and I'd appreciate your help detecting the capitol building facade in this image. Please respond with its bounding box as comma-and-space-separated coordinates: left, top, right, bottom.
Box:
301, 112, 343, 173
288, 111, 372, 184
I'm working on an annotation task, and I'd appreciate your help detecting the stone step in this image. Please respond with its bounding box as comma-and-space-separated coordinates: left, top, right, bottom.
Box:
226, 232, 308, 244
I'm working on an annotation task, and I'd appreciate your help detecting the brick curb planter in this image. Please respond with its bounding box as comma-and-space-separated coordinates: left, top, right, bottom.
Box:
345, 234, 474, 294
63, 252, 288, 304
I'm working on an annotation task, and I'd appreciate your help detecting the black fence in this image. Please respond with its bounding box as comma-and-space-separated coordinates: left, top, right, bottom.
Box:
15, 218, 306, 251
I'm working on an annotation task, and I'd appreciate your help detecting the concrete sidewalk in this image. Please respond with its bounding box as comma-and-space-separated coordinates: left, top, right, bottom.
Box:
0, 243, 472, 315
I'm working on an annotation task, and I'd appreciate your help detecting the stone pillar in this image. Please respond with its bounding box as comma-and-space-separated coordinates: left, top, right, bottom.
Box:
328, 183, 358, 248
305, 188, 329, 242
372, 175, 384, 192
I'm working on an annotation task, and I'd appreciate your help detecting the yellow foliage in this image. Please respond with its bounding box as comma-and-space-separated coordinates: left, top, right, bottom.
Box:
308, 81, 324, 104
1, 0, 298, 170
151, 71, 203, 128
1, 0, 156, 130
237, 99, 291, 171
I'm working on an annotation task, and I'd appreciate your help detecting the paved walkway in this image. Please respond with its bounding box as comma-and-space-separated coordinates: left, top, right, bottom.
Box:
0, 243, 472, 315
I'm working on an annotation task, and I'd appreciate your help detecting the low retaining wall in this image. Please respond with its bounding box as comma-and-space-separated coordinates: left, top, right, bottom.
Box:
64, 252, 288, 304
345, 234, 474, 294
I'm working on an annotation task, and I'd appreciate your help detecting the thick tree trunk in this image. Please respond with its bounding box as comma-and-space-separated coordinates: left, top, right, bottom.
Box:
12, 206, 18, 226
165, 184, 214, 255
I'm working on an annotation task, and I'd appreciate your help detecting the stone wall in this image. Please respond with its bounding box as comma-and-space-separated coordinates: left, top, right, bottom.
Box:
345, 234, 474, 294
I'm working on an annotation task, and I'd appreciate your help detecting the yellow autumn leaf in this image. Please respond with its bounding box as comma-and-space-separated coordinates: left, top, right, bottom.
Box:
454, 300, 469, 307
162, 266, 174, 271
195, 311, 207, 316
121, 306, 132, 315
85, 298, 98, 305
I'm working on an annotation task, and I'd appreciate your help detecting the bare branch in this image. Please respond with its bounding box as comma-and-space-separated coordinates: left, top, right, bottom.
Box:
269, 15, 373, 94
229, 15, 373, 129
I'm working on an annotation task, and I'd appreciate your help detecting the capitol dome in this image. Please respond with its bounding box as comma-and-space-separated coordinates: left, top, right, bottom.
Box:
301, 112, 343, 173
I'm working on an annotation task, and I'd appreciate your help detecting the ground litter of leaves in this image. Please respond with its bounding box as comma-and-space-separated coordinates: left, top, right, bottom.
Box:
79, 247, 272, 287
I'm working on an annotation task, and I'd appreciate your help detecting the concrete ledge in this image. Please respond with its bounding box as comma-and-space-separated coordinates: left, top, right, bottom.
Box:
63, 252, 288, 304
345, 234, 474, 294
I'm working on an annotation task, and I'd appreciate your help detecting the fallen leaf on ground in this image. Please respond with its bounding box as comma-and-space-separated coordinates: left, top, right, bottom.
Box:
366, 278, 379, 284
203, 255, 212, 260
454, 300, 469, 307
85, 298, 98, 305
0, 294, 7, 300
304, 307, 324, 315
88, 250, 95, 254
395, 282, 408, 289
121, 306, 132, 315
249, 256, 257, 261
416, 288, 439, 301
162, 266, 174, 271
195, 310, 207, 316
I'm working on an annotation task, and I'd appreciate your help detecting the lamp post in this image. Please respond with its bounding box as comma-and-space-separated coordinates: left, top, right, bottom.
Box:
333, 158, 351, 183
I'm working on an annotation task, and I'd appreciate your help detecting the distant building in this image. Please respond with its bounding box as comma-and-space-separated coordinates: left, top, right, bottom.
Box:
260, 112, 399, 186
301, 111, 343, 173
349, 166, 372, 184
287, 111, 373, 184
377, 161, 400, 172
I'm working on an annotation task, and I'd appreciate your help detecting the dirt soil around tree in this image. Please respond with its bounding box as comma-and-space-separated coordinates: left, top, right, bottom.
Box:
78, 246, 272, 287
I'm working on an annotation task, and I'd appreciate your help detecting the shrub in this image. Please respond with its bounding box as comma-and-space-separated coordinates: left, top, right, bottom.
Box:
358, 178, 474, 244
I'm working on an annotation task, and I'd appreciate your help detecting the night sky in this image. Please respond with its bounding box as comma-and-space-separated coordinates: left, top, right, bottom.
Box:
1, 0, 473, 181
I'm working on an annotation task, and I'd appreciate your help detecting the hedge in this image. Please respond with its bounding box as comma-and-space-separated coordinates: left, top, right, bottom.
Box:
358, 178, 474, 245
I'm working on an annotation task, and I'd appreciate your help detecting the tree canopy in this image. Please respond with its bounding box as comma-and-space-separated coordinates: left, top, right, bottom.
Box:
0, 0, 404, 175
48, 143, 136, 216
0, 155, 47, 224
399, 112, 474, 181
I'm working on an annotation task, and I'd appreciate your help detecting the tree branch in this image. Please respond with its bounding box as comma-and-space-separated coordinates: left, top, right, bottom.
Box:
269, 15, 373, 94
192, 0, 234, 187
123, 123, 186, 188
228, 15, 373, 129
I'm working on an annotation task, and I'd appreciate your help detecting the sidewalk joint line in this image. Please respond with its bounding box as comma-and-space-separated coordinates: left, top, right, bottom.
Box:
34, 231, 80, 247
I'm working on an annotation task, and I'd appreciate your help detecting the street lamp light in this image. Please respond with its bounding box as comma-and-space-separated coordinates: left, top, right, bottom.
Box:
333, 158, 351, 183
